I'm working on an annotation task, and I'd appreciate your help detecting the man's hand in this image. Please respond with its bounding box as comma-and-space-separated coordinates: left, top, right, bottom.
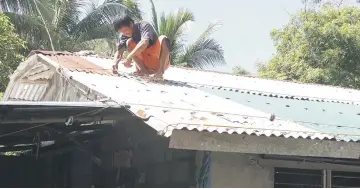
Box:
112, 59, 121, 74
122, 57, 133, 68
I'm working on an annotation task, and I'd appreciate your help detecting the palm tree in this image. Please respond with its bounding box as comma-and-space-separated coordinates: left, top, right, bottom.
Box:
1, 0, 226, 68
148, 0, 226, 68
0, 0, 141, 52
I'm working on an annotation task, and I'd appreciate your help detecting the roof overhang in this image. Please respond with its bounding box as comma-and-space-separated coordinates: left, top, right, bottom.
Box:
0, 101, 127, 124
0, 101, 137, 155
169, 130, 360, 159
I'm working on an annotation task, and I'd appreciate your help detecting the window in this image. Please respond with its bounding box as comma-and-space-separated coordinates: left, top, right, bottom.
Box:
274, 168, 323, 188
332, 171, 360, 188
274, 168, 360, 188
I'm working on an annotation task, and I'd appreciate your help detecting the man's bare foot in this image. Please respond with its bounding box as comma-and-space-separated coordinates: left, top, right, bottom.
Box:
153, 71, 163, 79
134, 71, 149, 77
150, 71, 164, 82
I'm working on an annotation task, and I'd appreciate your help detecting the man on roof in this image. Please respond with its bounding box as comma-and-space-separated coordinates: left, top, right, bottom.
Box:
112, 15, 171, 79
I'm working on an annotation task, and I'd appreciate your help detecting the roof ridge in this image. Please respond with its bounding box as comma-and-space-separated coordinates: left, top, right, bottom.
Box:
173, 66, 360, 91
163, 80, 360, 105
30, 50, 360, 93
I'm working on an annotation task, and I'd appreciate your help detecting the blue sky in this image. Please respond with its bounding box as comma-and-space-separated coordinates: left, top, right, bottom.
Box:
138, 0, 359, 74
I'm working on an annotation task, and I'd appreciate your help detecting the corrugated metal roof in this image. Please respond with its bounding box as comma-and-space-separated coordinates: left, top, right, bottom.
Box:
200, 88, 360, 140
64, 70, 360, 142
78, 55, 360, 105
10, 53, 360, 142
163, 68, 360, 105
6, 61, 52, 101
8, 83, 48, 101
32, 50, 112, 76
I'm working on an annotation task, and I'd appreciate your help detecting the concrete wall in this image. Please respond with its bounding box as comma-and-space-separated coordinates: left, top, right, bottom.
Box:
210, 152, 274, 188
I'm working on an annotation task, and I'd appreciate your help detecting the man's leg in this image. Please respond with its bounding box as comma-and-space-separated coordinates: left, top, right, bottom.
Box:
154, 36, 171, 78
132, 56, 150, 75
126, 39, 149, 75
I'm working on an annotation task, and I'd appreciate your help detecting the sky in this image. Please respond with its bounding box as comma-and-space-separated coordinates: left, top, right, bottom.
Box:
138, 0, 359, 74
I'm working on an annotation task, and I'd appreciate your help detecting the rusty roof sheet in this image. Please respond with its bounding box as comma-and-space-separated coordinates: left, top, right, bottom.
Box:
33, 51, 112, 76
30, 50, 73, 56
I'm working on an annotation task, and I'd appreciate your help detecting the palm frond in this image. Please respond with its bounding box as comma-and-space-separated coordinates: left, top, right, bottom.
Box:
0, 0, 53, 22
102, 0, 142, 20
35, 0, 55, 22
176, 38, 225, 69
70, 2, 129, 37
4, 12, 65, 50
0, 0, 37, 15
122, 0, 142, 21
54, 0, 87, 33
76, 38, 117, 56
197, 21, 223, 42
74, 24, 116, 44
175, 21, 225, 68
159, 9, 194, 53
149, 0, 159, 33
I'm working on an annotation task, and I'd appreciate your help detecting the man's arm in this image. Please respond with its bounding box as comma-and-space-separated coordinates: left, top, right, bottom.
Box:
112, 47, 126, 73
126, 22, 157, 61
125, 39, 149, 61
114, 34, 129, 64
113, 47, 125, 64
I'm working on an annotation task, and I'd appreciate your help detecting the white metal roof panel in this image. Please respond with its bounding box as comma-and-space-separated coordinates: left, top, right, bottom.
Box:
66, 71, 360, 142
82, 56, 360, 105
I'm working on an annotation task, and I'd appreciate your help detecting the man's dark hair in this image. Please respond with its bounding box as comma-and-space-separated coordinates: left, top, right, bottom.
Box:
113, 15, 134, 31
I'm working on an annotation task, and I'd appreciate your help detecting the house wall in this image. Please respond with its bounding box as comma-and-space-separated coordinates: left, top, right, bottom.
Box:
210, 152, 274, 188
209, 152, 360, 188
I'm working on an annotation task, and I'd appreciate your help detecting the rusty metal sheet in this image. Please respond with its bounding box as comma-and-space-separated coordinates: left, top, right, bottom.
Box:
29, 50, 112, 76
46, 55, 112, 76
30, 50, 72, 56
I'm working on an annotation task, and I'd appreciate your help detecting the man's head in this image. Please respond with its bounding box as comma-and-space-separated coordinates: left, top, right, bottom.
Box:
113, 15, 135, 37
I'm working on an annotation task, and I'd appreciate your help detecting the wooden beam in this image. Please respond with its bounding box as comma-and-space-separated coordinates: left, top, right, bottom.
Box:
0, 115, 120, 124
37, 136, 103, 157
36, 141, 78, 157
0, 127, 110, 147
169, 130, 360, 159
62, 124, 113, 132
0, 129, 107, 154
0, 145, 35, 152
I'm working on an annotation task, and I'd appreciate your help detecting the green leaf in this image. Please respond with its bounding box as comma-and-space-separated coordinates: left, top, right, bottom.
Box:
259, 6, 360, 89
0, 12, 26, 92
149, 0, 159, 33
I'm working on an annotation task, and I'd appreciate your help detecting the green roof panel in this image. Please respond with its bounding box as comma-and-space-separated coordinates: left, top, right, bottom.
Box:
200, 88, 360, 140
